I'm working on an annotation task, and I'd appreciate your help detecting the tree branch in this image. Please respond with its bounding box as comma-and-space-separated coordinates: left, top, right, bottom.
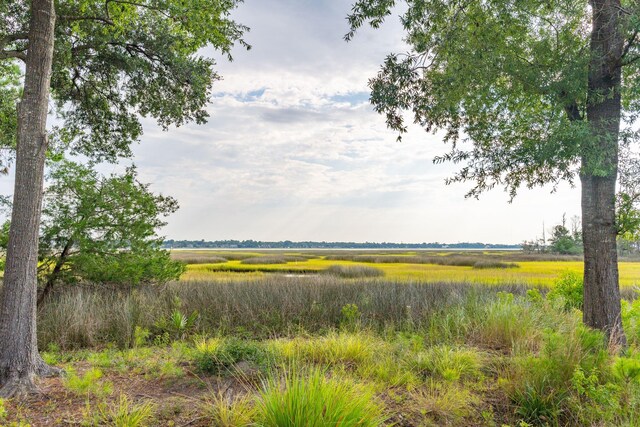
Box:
1, 32, 28, 45
621, 29, 639, 60
58, 15, 114, 25
0, 50, 27, 62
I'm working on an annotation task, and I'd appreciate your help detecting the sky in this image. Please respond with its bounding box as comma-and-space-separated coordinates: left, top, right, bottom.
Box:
5, 0, 583, 244
126, 0, 584, 244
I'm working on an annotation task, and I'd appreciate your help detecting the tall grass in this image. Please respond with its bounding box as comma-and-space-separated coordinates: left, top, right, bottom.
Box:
324, 264, 384, 278
36, 278, 531, 350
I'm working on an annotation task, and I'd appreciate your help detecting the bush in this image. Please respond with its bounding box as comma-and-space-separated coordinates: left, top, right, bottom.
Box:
257, 366, 385, 427
547, 272, 583, 311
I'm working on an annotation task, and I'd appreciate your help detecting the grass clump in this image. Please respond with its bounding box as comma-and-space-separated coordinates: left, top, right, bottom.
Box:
257, 366, 385, 427
412, 345, 484, 382
193, 337, 270, 375
409, 382, 480, 425
95, 394, 155, 427
270, 333, 381, 368
202, 392, 257, 427
324, 264, 384, 278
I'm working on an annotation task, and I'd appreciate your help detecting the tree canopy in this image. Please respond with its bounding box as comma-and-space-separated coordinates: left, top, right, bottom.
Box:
0, 0, 249, 162
346, 0, 639, 198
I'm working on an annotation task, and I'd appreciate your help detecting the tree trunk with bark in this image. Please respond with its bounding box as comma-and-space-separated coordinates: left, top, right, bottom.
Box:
0, 0, 58, 397
582, 0, 626, 345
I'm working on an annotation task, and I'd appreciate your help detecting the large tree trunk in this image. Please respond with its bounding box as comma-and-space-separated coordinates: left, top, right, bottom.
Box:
0, 0, 57, 397
582, 0, 626, 345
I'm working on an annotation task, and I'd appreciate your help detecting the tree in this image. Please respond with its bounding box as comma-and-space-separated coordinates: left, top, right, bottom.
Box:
0, 161, 185, 305
346, 0, 637, 343
549, 214, 583, 255
0, 0, 248, 396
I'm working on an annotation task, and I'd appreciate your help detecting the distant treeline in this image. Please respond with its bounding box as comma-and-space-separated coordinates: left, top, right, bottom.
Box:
162, 239, 521, 250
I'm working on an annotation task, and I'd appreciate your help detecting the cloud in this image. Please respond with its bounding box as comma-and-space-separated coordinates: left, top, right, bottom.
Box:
119, 0, 582, 243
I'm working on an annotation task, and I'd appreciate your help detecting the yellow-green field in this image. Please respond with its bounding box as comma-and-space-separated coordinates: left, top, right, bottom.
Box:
174, 250, 640, 287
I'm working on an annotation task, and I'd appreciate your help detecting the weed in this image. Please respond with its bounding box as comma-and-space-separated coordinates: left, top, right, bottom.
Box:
63, 367, 113, 398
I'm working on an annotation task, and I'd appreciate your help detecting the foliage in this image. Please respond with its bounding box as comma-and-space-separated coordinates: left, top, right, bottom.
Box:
547, 271, 583, 311
257, 366, 385, 427
548, 215, 582, 255
152, 309, 199, 342
0, 0, 249, 162
617, 144, 640, 247
346, 0, 602, 197
0, 161, 185, 291
0, 62, 19, 168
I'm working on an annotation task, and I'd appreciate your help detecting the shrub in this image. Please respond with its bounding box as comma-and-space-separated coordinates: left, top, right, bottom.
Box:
257, 366, 385, 427
153, 309, 199, 341
323, 265, 384, 278
547, 272, 583, 311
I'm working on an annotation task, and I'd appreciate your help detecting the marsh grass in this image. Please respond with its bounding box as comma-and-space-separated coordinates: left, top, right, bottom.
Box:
241, 255, 309, 264
472, 261, 519, 269
37, 278, 531, 349
324, 264, 385, 278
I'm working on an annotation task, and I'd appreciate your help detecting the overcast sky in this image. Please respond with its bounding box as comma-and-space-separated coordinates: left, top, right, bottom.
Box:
8, 0, 583, 244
